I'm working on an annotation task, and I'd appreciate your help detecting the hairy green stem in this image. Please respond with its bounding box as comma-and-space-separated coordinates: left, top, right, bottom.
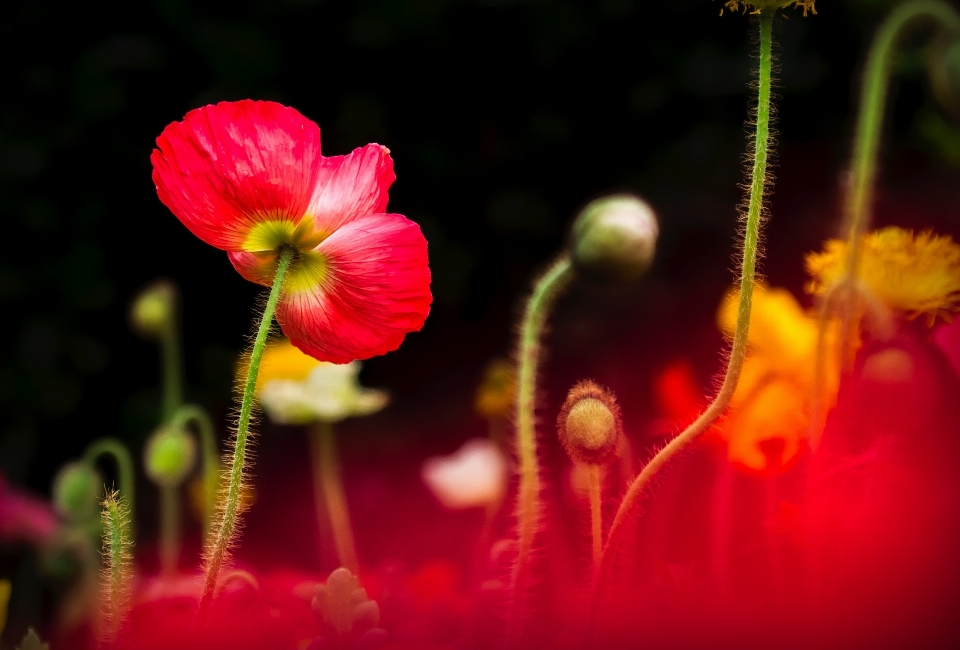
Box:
506, 255, 574, 646
199, 247, 294, 613
170, 404, 220, 541
84, 438, 136, 538
100, 491, 131, 647
837, 0, 960, 363
309, 422, 359, 574
586, 8, 775, 635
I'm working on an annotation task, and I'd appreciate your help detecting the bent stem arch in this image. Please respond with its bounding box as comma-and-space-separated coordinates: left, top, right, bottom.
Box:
586, 7, 776, 634
199, 246, 295, 615
812, 0, 960, 435
506, 256, 574, 647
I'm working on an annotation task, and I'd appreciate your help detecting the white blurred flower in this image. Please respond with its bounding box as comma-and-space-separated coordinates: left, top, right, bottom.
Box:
256, 347, 389, 425
422, 438, 508, 510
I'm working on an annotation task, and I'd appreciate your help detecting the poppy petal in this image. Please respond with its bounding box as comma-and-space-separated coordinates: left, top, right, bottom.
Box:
276, 213, 432, 363
306, 144, 395, 235
152, 100, 322, 250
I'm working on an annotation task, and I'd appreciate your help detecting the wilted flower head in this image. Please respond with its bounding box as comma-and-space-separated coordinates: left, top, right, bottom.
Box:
253, 338, 388, 425
151, 100, 432, 363
421, 438, 508, 509
806, 227, 960, 323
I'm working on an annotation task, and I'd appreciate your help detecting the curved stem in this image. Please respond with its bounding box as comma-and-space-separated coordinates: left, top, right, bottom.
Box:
586, 8, 775, 634
506, 255, 574, 646
309, 421, 359, 574
171, 404, 220, 541
84, 438, 136, 538
587, 465, 602, 571
199, 246, 294, 613
838, 0, 960, 364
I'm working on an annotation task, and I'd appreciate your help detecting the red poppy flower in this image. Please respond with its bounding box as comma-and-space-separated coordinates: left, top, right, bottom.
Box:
151, 100, 431, 363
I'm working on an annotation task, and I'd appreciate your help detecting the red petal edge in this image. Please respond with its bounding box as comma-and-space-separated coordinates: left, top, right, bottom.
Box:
151, 100, 322, 250
307, 143, 396, 235
276, 213, 432, 363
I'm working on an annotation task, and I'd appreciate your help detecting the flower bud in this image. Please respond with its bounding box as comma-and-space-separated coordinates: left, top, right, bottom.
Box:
52, 462, 102, 522
557, 380, 622, 466
570, 194, 658, 283
144, 426, 197, 487
130, 279, 178, 338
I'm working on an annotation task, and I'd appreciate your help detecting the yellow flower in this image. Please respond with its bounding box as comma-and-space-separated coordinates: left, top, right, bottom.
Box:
805, 227, 960, 322
474, 359, 516, 419
722, 0, 816, 16
715, 284, 839, 471
244, 339, 389, 425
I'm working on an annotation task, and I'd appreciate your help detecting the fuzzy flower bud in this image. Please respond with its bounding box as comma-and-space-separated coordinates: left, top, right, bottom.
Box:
557, 380, 623, 466
570, 194, 658, 283
130, 280, 177, 338
52, 462, 102, 522
144, 426, 197, 487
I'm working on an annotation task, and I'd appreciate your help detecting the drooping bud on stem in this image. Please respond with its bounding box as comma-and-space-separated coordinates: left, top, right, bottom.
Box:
144, 426, 197, 488
129, 280, 178, 340
557, 381, 623, 467
53, 462, 102, 523
569, 194, 658, 284
145, 425, 198, 575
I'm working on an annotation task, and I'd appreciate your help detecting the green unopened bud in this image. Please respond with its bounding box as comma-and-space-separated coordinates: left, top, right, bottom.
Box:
557, 380, 622, 466
130, 280, 177, 338
144, 427, 196, 487
570, 194, 658, 283
52, 462, 102, 522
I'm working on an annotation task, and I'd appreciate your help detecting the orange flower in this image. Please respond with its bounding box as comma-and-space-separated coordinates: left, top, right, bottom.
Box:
714, 284, 839, 472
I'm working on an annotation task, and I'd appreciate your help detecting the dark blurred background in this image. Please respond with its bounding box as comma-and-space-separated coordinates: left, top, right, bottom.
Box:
2, 0, 960, 639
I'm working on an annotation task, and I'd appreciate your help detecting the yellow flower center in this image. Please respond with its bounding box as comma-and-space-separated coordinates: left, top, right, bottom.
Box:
242, 215, 327, 253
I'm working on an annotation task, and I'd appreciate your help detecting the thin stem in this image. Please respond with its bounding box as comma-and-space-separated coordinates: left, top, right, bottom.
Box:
160, 317, 183, 423
84, 438, 136, 538
100, 491, 131, 648
159, 485, 179, 576
170, 404, 220, 541
837, 0, 960, 364
587, 8, 775, 634
587, 465, 602, 571
310, 421, 359, 574
199, 246, 294, 613
507, 255, 575, 646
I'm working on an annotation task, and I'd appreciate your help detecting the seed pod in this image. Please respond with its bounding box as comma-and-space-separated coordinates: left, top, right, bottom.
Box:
130, 279, 177, 338
52, 462, 102, 522
144, 426, 197, 487
557, 380, 623, 466
569, 194, 658, 284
